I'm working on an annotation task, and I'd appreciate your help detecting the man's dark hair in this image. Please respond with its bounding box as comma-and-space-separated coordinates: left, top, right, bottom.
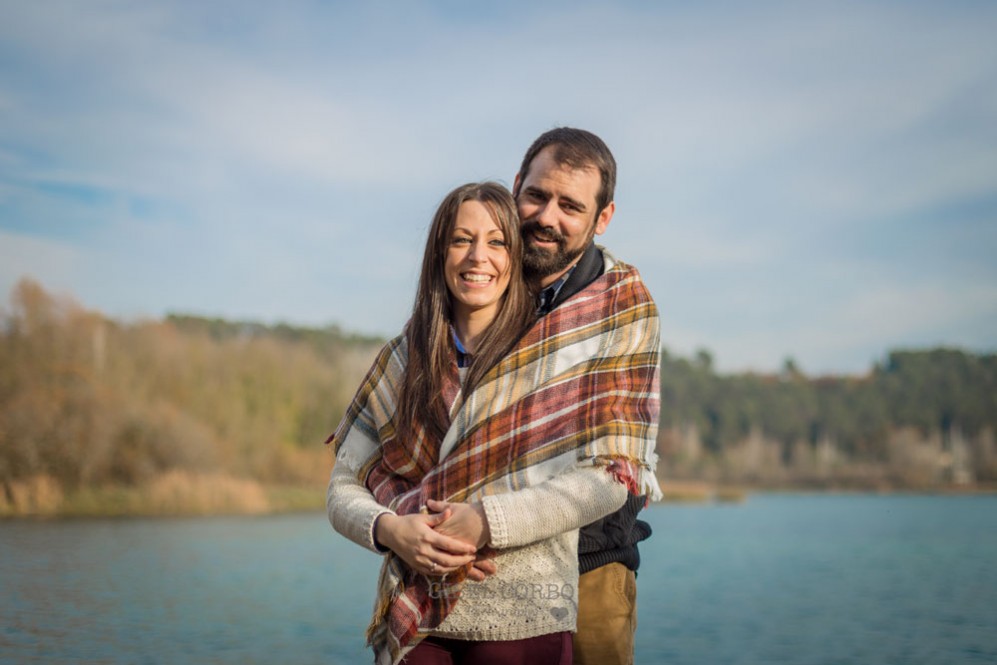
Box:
515, 127, 617, 217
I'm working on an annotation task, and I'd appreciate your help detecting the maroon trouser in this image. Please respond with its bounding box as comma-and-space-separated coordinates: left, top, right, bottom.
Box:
403, 631, 572, 665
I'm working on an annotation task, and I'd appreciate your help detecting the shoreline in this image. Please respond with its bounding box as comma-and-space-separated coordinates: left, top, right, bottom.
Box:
4, 476, 995, 520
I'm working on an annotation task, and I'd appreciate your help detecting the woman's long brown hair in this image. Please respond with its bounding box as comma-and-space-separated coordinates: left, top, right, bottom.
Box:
396, 182, 535, 445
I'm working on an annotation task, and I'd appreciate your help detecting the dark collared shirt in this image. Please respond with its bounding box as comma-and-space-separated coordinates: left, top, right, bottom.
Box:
537, 266, 576, 315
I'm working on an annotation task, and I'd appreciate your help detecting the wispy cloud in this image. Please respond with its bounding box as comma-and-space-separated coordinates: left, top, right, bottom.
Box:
1, 0, 994, 372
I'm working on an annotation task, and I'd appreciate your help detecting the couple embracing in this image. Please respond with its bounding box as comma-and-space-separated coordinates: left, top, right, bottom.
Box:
327, 127, 661, 665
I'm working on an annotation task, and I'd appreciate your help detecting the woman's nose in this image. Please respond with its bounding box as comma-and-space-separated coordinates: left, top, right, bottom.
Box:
467, 240, 486, 262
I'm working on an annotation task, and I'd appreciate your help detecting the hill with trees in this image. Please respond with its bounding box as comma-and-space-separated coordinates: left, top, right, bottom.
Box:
0, 279, 382, 516
658, 349, 996, 490
1, 278, 994, 516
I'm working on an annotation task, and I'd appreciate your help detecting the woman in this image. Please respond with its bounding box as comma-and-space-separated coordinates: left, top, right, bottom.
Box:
327, 182, 655, 664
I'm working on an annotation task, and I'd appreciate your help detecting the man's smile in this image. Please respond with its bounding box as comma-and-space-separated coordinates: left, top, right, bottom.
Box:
522, 221, 565, 249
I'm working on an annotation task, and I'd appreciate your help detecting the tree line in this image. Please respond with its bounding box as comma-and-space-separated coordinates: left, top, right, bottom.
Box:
1, 278, 994, 515
0, 279, 382, 513
658, 348, 997, 488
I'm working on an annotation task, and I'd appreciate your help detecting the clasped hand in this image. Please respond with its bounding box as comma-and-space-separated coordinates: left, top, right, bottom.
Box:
374, 499, 496, 581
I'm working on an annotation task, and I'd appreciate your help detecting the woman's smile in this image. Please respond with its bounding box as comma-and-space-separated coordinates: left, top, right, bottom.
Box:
460, 271, 495, 285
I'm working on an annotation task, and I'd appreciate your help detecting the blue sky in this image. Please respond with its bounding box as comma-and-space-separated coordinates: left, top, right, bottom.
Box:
1, 0, 995, 374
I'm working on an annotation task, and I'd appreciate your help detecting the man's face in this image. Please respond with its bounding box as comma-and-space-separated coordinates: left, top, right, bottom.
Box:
514, 145, 614, 287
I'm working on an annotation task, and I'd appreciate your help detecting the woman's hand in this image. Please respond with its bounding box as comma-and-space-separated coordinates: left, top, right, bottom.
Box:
466, 554, 498, 582
374, 510, 477, 576
426, 499, 491, 550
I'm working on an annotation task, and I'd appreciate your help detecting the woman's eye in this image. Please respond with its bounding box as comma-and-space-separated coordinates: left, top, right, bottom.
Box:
451, 237, 471, 245
489, 239, 507, 247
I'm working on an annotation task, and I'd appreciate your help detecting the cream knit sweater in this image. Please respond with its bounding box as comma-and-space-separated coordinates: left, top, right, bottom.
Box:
327, 455, 627, 641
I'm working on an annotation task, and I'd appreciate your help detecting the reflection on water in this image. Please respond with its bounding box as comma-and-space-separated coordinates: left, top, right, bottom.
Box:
1, 515, 380, 664
637, 494, 997, 664
2, 496, 996, 664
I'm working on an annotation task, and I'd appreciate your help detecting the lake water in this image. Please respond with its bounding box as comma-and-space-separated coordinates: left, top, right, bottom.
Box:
1, 494, 995, 664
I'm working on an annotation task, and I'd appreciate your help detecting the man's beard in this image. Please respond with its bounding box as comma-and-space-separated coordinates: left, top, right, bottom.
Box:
521, 219, 590, 280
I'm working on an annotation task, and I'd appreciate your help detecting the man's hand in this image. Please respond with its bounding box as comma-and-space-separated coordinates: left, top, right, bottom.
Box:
374, 510, 476, 576
425, 499, 491, 549
421, 499, 498, 581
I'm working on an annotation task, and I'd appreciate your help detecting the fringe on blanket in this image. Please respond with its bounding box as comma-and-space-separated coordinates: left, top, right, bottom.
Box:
366, 555, 403, 645
601, 455, 664, 504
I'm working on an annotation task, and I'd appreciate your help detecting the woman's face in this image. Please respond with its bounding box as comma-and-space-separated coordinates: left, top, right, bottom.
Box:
444, 200, 512, 325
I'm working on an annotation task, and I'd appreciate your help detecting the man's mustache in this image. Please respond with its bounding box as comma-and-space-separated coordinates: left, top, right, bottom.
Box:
521, 220, 565, 245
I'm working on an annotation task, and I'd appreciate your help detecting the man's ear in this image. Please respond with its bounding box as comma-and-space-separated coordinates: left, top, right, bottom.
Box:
512, 173, 521, 197
594, 201, 615, 236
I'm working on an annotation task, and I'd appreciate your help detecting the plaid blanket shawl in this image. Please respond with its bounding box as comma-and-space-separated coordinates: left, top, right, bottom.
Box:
329, 250, 661, 665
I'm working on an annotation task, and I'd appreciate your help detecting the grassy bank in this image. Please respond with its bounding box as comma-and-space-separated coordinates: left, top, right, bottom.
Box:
10, 473, 994, 519
0, 472, 328, 518
2, 473, 752, 519
659, 480, 748, 503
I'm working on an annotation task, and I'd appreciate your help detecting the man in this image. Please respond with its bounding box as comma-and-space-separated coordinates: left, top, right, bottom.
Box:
512, 127, 661, 665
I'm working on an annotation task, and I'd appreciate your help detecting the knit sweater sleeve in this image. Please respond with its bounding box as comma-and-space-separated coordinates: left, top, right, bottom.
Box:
480, 466, 628, 549
326, 456, 394, 554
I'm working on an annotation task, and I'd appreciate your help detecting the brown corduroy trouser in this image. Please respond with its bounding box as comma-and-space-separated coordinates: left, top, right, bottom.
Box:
573, 562, 637, 665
